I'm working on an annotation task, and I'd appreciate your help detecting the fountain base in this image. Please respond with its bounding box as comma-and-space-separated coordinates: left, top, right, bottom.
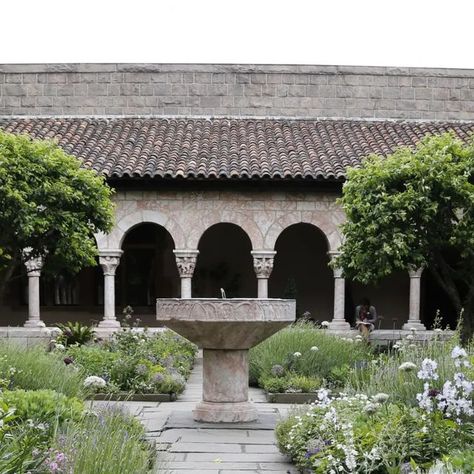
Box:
193, 401, 257, 423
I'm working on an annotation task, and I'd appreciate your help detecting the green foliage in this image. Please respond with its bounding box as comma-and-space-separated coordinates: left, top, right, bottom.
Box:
52, 406, 153, 474
261, 374, 321, 393
0, 389, 84, 424
0, 343, 84, 397
68, 329, 197, 394
0, 130, 114, 293
55, 321, 96, 346
335, 132, 474, 337
347, 333, 472, 404
276, 398, 473, 473
249, 322, 373, 387
0, 423, 49, 474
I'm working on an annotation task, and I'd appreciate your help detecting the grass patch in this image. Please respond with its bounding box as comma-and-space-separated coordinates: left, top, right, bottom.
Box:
249, 321, 373, 389
0, 342, 84, 398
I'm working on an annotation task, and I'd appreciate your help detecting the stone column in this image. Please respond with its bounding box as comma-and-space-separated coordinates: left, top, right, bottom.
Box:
98, 250, 123, 329
328, 251, 350, 329
402, 268, 426, 330
23, 253, 45, 328
173, 250, 199, 298
251, 250, 276, 299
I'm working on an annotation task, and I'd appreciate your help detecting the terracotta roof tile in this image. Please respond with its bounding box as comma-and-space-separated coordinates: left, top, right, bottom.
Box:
1, 117, 473, 181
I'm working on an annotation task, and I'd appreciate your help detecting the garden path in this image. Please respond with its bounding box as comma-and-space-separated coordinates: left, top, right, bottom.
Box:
92, 355, 298, 474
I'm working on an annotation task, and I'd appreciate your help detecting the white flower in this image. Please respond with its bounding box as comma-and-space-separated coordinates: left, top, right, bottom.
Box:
293, 352, 302, 358
54, 343, 65, 351
406, 334, 414, 340
84, 376, 107, 389
310, 346, 319, 352
49, 327, 63, 337
364, 402, 379, 414
321, 321, 330, 328
355, 335, 363, 341
399, 362, 417, 372
372, 393, 389, 403
451, 346, 468, 359
417, 359, 439, 381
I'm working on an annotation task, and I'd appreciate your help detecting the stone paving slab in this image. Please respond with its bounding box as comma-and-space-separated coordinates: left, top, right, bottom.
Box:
164, 411, 279, 431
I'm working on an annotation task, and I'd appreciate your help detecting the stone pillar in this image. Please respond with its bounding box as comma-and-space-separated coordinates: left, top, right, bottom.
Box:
193, 348, 257, 423
174, 250, 199, 298
328, 251, 350, 329
402, 268, 426, 330
251, 250, 276, 299
98, 250, 123, 329
23, 253, 45, 328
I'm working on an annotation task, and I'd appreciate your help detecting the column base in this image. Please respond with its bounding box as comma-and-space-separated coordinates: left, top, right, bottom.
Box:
24, 320, 46, 328
97, 319, 121, 329
402, 322, 426, 331
193, 401, 258, 423
328, 319, 351, 330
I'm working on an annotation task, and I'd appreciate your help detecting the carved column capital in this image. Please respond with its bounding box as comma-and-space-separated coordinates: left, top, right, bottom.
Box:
23, 249, 45, 277
174, 249, 199, 278
251, 250, 276, 279
99, 250, 123, 276
327, 251, 343, 279
409, 267, 424, 279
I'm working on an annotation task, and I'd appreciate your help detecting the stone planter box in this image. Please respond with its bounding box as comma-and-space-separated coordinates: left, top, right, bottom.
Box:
265, 392, 319, 404
89, 392, 177, 402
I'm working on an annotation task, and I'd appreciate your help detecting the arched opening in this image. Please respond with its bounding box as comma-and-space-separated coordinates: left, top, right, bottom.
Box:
347, 272, 409, 329
117, 223, 179, 322
193, 223, 256, 298
269, 223, 332, 321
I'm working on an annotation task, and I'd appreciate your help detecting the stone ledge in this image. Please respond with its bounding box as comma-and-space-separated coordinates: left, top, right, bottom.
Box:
1, 63, 474, 77
89, 392, 177, 402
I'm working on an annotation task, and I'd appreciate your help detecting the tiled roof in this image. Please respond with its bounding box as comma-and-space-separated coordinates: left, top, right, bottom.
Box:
1, 117, 473, 180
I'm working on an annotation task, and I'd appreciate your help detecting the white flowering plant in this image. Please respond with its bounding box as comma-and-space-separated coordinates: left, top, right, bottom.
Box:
277, 337, 474, 473
276, 389, 473, 473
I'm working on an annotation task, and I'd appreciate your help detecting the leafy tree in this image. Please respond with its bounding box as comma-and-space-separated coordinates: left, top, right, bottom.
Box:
0, 131, 114, 300
334, 133, 474, 340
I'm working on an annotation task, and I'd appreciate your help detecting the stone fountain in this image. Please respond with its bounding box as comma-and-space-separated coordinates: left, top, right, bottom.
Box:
156, 298, 295, 423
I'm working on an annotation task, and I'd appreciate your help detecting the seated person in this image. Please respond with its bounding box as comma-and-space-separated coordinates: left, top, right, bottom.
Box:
355, 297, 377, 337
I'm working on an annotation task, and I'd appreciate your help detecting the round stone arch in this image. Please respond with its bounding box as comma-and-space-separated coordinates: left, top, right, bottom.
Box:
187, 214, 263, 250
264, 214, 341, 252
95, 209, 187, 251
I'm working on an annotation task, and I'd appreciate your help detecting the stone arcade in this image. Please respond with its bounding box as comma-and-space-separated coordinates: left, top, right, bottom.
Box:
1, 63, 474, 342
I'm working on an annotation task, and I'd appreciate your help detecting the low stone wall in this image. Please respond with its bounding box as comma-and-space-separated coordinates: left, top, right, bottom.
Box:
0, 327, 53, 347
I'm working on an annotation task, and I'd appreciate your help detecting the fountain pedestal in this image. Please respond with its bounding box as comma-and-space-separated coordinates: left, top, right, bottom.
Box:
156, 298, 295, 423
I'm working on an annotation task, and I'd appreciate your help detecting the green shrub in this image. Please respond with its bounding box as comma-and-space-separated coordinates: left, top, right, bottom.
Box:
0, 343, 84, 398
249, 322, 372, 387
55, 321, 95, 346
261, 374, 321, 393
52, 406, 154, 474
67, 329, 196, 394
67, 345, 119, 380
0, 389, 84, 424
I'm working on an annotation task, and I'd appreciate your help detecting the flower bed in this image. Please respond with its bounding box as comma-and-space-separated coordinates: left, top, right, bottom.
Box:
276, 332, 474, 473
59, 328, 197, 398
249, 322, 373, 398
0, 342, 154, 473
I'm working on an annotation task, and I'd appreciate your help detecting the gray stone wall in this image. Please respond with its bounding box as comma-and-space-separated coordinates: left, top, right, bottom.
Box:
0, 63, 473, 120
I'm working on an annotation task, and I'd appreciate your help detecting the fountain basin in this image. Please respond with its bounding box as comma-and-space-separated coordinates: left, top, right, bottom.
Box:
156, 298, 295, 422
